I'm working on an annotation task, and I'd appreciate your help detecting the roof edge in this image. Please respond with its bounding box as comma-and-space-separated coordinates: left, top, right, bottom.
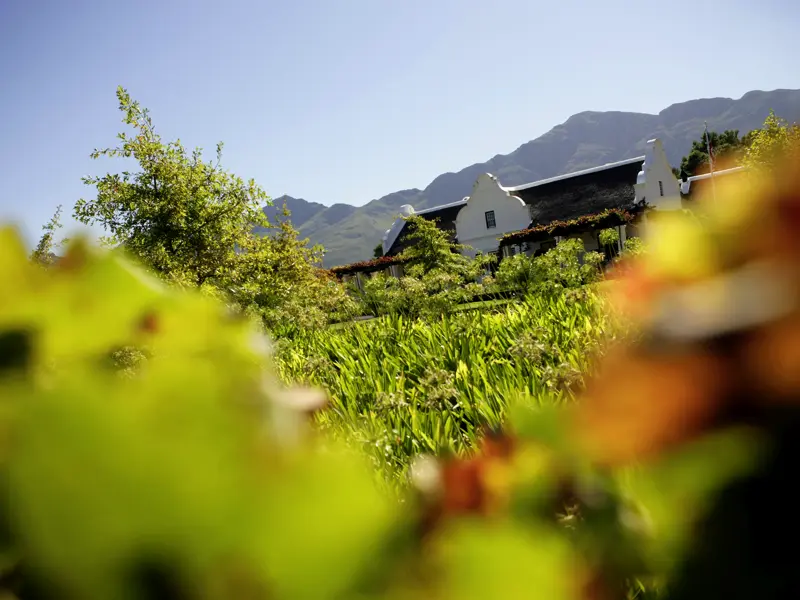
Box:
413, 198, 469, 215
686, 166, 748, 182
681, 166, 749, 195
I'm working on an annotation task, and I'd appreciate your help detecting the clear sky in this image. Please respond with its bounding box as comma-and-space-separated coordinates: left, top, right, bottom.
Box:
1, 0, 797, 245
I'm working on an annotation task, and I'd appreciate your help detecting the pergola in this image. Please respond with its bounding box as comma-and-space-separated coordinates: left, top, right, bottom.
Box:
497, 207, 642, 255
329, 255, 409, 278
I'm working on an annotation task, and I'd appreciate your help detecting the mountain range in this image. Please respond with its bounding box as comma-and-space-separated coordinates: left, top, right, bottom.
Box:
259, 89, 800, 267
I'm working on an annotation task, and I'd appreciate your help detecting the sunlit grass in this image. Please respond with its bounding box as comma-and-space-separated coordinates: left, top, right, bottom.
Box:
275, 289, 616, 478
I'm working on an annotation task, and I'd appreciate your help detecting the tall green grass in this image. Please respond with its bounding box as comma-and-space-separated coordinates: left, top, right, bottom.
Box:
275, 288, 617, 477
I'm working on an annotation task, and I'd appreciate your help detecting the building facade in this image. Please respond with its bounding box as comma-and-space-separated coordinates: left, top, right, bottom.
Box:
331, 138, 745, 280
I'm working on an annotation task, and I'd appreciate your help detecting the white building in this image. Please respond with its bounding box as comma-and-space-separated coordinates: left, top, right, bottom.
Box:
333, 138, 745, 280
381, 139, 683, 257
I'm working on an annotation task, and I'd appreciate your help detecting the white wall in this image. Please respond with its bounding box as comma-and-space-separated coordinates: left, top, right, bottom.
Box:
456, 173, 530, 256
634, 139, 682, 211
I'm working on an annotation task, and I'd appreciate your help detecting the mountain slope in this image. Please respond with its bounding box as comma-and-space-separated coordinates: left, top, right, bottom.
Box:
266, 89, 800, 267
255, 195, 326, 235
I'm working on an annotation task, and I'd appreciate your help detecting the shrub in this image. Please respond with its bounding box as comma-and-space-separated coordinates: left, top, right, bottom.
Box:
352, 269, 472, 318
223, 214, 359, 337
495, 238, 604, 293
494, 253, 540, 290
348, 216, 496, 319
598, 227, 620, 249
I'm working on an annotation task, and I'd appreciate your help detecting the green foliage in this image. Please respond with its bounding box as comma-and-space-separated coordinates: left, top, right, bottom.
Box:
275, 289, 614, 476
598, 227, 620, 249
0, 223, 777, 599
373, 243, 384, 258
620, 237, 646, 259
1, 228, 398, 599
678, 129, 746, 176
495, 238, 604, 293
534, 238, 604, 291
349, 216, 495, 318
74, 86, 270, 287
494, 253, 539, 290
352, 270, 467, 318
72, 88, 355, 337
274, 278, 762, 598
224, 207, 359, 337
399, 216, 473, 279
676, 115, 799, 179
29, 204, 64, 266
741, 109, 800, 174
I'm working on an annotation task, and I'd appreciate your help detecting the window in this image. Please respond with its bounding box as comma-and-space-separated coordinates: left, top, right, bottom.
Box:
484, 210, 496, 229
509, 246, 517, 256
658, 180, 664, 196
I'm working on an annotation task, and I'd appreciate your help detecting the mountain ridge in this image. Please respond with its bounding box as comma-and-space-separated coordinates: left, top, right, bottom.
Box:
264, 88, 800, 267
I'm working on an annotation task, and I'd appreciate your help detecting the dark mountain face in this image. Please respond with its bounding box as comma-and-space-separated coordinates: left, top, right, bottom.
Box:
257, 89, 800, 267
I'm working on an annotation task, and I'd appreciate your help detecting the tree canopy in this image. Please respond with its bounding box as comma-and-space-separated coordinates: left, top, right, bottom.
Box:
74, 86, 271, 287
222, 205, 357, 336
741, 110, 800, 174
71, 87, 354, 336
349, 216, 495, 318
399, 216, 482, 279
677, 129, 747, 177
675, 112, 800, 180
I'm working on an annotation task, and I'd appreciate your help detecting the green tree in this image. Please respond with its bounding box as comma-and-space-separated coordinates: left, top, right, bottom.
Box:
30, 204, 64, 266
74, 86, 270, 287
678, 129, 746, 177
72, 87, 356, 336
741, 110, 800, 174
399, 216, 492, 280
224, 205, 358, 337
373, 243, 383, 258
350, 216, 495, 318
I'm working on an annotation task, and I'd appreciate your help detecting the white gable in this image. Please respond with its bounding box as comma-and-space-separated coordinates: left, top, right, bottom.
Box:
455, 173, 530, 256
634, 138, 682, 210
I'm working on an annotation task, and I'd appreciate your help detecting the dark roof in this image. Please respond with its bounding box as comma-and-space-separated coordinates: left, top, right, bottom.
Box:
384, 200, 466, 256
505, 157, 645, 227
499, 207, 642, 247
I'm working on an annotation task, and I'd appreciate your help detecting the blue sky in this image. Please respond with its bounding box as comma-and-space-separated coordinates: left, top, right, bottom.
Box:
1, 0, 797, 245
